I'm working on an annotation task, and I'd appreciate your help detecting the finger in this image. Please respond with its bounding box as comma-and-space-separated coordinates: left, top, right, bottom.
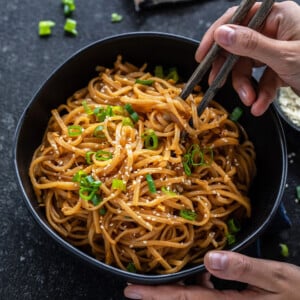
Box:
208, 54, 226, 85
124, 282, 263, 300
213, 24, 292, 70
195, 6, 238, 62
204, 250, 293, 293
195, 272, 214, 289
195, 2, 266, 62
231, 57, 257, 106
251, 67, 282, 116
124, 284, 222, 300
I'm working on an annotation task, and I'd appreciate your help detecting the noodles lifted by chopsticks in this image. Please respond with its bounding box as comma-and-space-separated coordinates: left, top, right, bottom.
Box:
29, 55, 256, 274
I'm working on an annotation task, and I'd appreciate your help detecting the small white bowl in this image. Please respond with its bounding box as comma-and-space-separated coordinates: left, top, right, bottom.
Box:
274, 87, 300, 132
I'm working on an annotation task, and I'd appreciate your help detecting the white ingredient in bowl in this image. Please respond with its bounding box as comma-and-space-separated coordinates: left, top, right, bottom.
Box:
278, 87, 300, 127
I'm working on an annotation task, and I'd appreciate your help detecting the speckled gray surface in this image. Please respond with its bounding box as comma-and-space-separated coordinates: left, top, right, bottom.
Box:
1, 0, 300, 299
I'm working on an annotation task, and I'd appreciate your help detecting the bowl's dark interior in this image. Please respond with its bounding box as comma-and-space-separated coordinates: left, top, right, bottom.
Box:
14, 32, 287, 284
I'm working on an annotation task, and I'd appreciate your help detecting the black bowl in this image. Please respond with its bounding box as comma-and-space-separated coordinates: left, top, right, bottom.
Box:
14, 32, 287, 284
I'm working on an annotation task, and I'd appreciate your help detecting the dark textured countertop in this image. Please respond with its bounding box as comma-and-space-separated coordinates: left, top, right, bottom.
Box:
1, 0, 300, 299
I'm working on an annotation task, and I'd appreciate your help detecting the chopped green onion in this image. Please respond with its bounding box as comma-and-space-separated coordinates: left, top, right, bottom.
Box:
91, 194, 102, 206
296, 186, 300, 200
68, 125, 82, 137
190, 144, 204, 166
227, 218, 241, 234
226, 233, 236, 245
73, 171, 102, 202
229, 107, 243, 122
82, 100, 93, 115
122, 117, 134, 127
62, 0, 75, 9
63, 4, 71, 16
182, 145, 213, 175
99, 207, 107, 215
142, 130, 158, 150
279, 243, 289, 257
130, 112, 139, 122
124, 104, 139, 123
182, 154, 192, 176
146, 174, 156, 193
135, 79, 154, 86
85, 175, 101, 188
95, 150, 113, 161
112, 179, 126, 191
179, 209, 197, 221
124, 104, 135, 115
79, 187, 97, 201
126, 262, 136, 273
72, 170, 86, 182
62, 0, 76, 16
166, 67, 179, 83
92, 196, 106, 215
112, 106, 124, 115
93, 125, 105, 138
73, 172, 101, 187
94, 106, 113, 122
64, 18, 77, 35
38, 20, 56, 36
78, 176, 101, 201
154, 65, 164, 78
111, 13, 123, 23
106, 106, 113, 117
85, 151, 95, 165
161, 187, 177, 196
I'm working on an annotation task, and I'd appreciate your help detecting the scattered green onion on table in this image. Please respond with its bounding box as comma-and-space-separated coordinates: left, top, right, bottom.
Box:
64, 18, 78, 35
38, 20, 56, 36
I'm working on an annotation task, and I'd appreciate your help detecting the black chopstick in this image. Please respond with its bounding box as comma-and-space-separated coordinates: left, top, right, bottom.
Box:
180, 0, 258, 100
194, 0, 274, 120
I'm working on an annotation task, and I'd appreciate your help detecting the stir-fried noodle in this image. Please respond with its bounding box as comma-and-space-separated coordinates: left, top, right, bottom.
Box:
29, 56, 256, 274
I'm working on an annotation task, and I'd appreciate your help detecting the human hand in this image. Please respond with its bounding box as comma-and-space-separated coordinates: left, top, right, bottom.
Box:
124, 250, 300, 300
195, 1, 300, 116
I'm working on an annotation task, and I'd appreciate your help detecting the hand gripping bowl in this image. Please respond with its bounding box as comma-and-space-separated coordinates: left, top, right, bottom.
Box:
14, 32, 287, 284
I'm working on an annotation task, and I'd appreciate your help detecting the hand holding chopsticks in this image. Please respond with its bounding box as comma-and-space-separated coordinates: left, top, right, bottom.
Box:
181, 0, 274, 125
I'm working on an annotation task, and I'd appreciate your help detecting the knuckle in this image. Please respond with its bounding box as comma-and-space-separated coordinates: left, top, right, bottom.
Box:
260, 89, 274, 102
239, 30, 259, 51
174, 290, 189, 300
235, 255, 253, 278
271, 264, 289, 282
280, 0, 298, 9
221, 291, 240, 300
226, 6, 238, 15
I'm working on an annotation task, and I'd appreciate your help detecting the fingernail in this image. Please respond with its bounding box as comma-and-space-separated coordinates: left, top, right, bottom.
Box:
208, 252, 228, 270
125, 292, 142, 300
124, 288, 142, 299
239, 87, 249, 104
216, 25, 236, 46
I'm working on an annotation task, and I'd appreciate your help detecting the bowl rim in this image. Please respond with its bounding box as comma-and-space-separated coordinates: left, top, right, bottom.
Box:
13, 31, 288, 284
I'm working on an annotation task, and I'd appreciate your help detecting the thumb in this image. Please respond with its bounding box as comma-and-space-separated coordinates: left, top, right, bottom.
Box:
214, 24, 285, 68
204, 250, 290, 293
